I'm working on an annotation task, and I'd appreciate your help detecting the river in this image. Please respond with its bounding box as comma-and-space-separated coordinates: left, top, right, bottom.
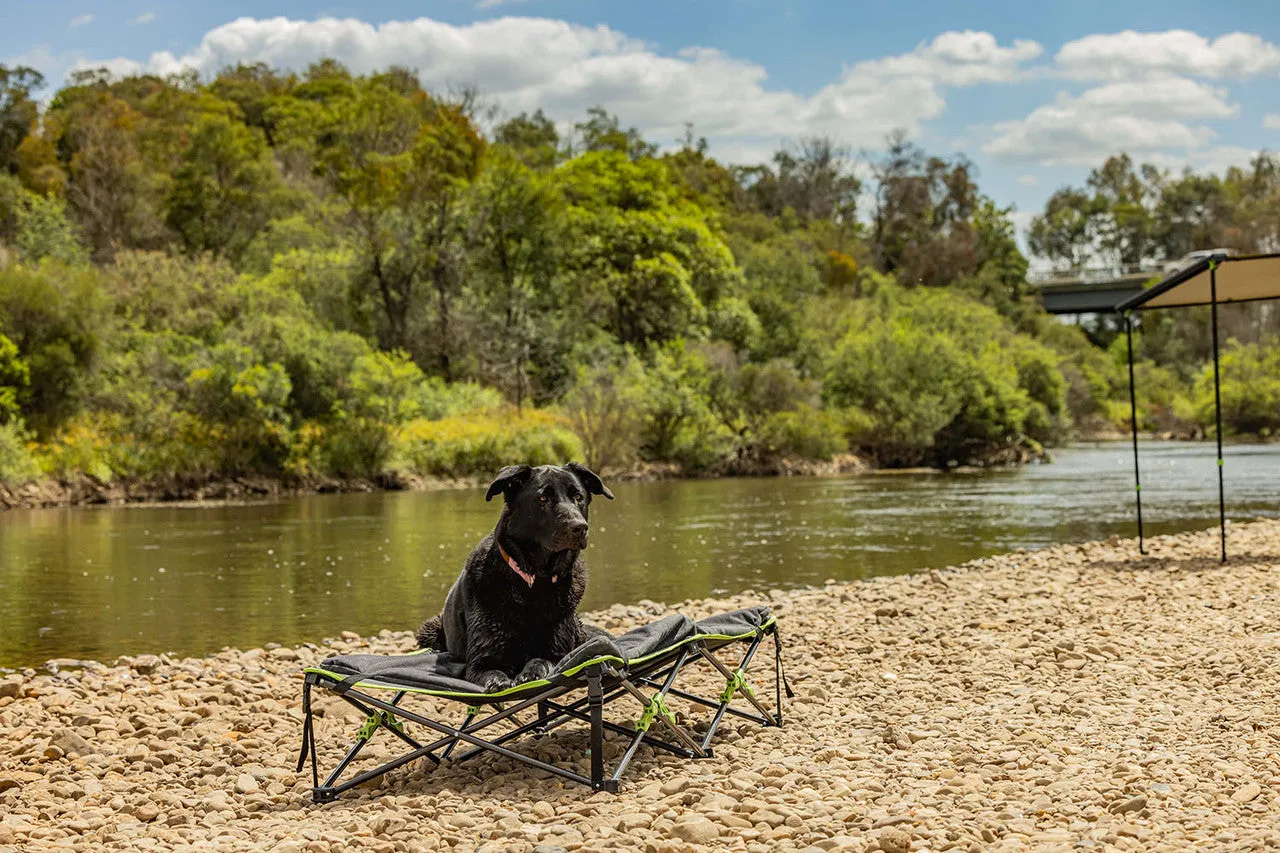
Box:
1, 441, 1276, 669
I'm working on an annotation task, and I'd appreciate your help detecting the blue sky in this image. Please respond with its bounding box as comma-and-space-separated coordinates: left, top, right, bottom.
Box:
6, 1, 1280, 245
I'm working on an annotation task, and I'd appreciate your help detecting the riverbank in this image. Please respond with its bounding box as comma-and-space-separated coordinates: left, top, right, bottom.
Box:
2, 520, 1279, 851
0, 454, 872, 511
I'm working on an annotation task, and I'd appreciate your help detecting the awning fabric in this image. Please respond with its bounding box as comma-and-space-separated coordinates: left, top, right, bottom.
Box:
1118, 252, 1280, 311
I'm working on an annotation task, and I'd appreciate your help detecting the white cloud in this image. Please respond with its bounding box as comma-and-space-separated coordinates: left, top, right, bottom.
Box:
1265, 114, 1280, 130
849, 30, 1042, 87
1140, 145, 1258, 176
69, 13, 94, 28
1017, 174, 1037, 186
1057, 30, 1280, 80
984, 76, 1237, 166
130, 12, 156, 26
71, 16, 1040, 158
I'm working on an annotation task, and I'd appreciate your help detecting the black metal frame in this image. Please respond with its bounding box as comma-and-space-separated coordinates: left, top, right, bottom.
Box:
296, 626, 788, 802
1120, 255, 1235, 562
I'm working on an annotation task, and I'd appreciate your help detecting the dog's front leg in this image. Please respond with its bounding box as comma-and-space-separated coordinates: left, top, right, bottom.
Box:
516, 658, 556, 684
470, 667, 515, 693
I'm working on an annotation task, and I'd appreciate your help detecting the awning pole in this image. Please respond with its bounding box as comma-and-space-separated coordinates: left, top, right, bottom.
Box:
1209, 262, 1227, 562
1124, 312, 1145, 555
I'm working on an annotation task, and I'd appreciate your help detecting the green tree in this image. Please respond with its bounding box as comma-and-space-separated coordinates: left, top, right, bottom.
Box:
557, 150, 741, 346
466, 148, 562, 406
0, 263, 105, 433
309, 72, 484, 372
572, 106, 657, 161
1196, 340, 1280, 436
0, 65, 43, 174
13, 189, 89, 265
493, 109, 561, 171
0, 333, 29, 424
1028, 187, 1095, 270
166, 113, 287, 260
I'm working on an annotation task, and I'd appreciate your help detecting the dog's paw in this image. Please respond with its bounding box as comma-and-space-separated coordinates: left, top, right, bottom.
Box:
517, 659, 555, 683
482, 674, 514, 693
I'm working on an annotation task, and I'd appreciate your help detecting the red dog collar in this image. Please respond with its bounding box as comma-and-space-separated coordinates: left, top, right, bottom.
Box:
498, 544, 557, 586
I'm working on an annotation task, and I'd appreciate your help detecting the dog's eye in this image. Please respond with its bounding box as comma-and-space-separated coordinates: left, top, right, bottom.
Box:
539, 494, 548, 504
574, 494, 584, 504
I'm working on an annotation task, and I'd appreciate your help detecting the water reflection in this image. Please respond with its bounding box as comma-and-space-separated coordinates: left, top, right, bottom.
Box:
1, 441, 1275, 667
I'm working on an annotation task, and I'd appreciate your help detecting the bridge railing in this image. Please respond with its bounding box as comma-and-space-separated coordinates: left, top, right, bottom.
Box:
1028, 264, 1162, 287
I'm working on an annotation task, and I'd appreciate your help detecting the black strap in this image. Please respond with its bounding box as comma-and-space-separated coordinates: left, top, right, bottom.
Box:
773, 629, 794, 701
333, 673, 364, 695
296, 681, 313, 774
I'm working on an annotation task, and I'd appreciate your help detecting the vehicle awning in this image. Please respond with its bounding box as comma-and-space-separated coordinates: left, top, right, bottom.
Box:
1117, 252, 1280, 311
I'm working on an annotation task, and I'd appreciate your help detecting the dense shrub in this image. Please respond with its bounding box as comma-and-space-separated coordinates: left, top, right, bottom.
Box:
561, 355, 649, 473
757, 407, 848, 461
824, 285, 1066, 467
0, 263, 105, 433
0, 333, 29, 424
398, 409, 583, 478
0, 419, 39, 485
1196, 340, 1280, 437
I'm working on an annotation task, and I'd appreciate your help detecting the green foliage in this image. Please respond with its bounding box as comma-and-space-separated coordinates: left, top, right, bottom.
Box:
166, 113, 289, 260
558, 150, 741, 346
0, 65, 44, 173
13, 191, 89, 265
824, 285, 1065, 467
1196, 340, 1280, 437
561, 354, 650, 473
184, 345, 293, 474
0, 333, 29, 424
0, 263, 104, 432
0, 418, 38, 485
757, 407, 847, 461
7, 59, 1276, 489
635, 342, 729, 470
397, 409, 583, 479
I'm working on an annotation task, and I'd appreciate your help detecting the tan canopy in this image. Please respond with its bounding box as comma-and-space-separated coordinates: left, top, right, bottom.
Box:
1118, 252, 1280, 311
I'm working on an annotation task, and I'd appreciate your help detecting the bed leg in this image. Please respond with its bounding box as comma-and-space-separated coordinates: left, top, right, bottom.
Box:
586, 664, 614, 791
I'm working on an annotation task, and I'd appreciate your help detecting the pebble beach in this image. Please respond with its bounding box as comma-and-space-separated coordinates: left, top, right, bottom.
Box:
2, 519, 1279, 852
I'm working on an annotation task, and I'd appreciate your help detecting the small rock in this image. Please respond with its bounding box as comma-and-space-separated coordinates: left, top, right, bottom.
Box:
235, 773, 260, 794
671, 817, 720, 844
0, 677, 22, 699
531, 802, 555, 820
1109, 795, 1146, 815
51, 729, 95, 758
660, 776, 690, 795
340, 631, 360, 640
0, 770, 41, 790
131, 655, 162, 675
134, 803, 161, 822
876, 828, 912, 853
615, 813, 651, 831
1232, 783, 1262, 803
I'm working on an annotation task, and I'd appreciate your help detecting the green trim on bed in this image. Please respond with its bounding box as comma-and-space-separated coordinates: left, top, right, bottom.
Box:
302, 615, 776, 701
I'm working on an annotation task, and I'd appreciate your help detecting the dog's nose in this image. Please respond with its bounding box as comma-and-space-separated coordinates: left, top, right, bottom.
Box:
567, 520, 588, 537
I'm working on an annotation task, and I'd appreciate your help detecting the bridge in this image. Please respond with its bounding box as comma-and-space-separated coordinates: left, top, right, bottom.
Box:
1028, 266, 1161, 314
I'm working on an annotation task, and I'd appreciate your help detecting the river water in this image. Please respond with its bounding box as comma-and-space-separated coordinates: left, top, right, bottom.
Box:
1, 441, 1276, 668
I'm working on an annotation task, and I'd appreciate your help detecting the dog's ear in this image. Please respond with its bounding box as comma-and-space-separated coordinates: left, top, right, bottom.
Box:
564, 462, 614, 500
486, 465, 532, 502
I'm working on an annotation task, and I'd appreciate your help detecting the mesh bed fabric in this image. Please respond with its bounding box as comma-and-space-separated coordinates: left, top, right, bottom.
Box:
306, 606, 773, 701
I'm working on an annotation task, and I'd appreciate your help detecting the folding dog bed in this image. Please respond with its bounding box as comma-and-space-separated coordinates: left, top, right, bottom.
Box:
296, 606, 791, 801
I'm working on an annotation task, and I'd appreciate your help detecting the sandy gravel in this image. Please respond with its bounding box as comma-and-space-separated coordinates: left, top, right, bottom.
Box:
2, 520, 1280, 852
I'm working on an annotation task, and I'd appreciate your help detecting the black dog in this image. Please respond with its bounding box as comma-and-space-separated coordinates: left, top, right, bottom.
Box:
415, 463, 614, 692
